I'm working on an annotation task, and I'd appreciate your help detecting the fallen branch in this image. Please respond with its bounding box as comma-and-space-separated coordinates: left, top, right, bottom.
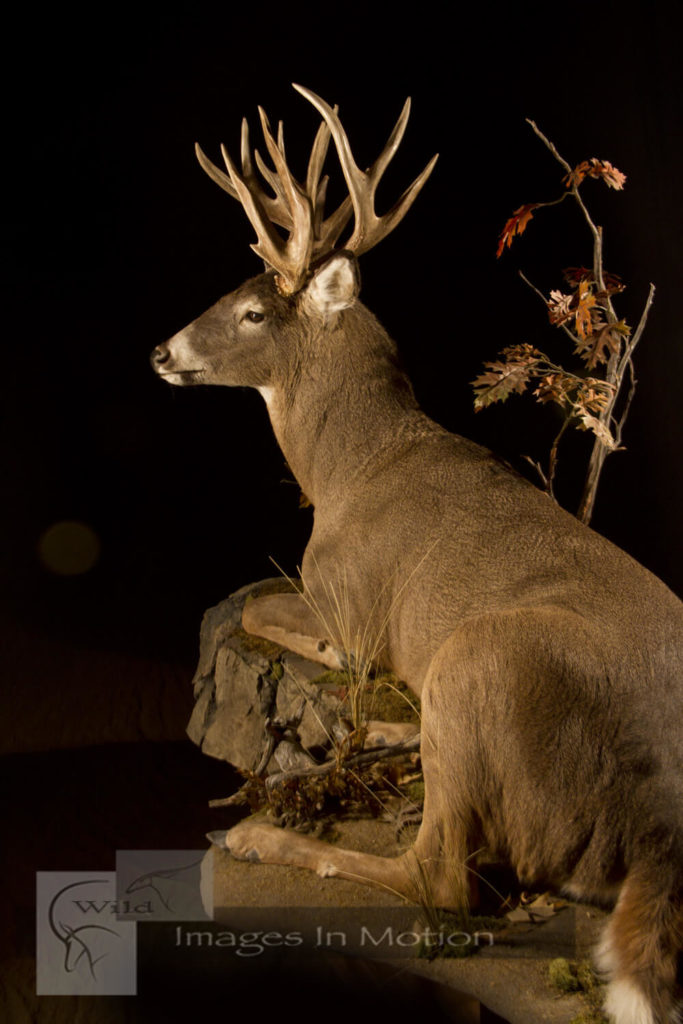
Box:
208, 733, 421, 808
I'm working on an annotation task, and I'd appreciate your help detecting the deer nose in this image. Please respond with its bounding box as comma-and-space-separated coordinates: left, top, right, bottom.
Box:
151, 345, 171, 368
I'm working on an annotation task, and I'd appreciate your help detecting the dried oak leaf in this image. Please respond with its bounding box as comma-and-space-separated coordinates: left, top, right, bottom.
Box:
589, 159, 627, 189
563, 158, 626, 190
472, 345, 542, 409
574, 320, 629, 369
579, 382, 613, 413
533, 373, 569, 405
574, 281, 597, 340
575, 410, 618, 450
547, 290, 574, 326
496, 203, 539, 258
563, 267, 625, 295
472, 365, 531, 408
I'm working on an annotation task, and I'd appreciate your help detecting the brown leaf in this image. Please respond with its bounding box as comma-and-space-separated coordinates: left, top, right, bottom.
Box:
574, 280, 597, 339
472, 344, 545, 409
533, 373, 568, 406
574, 321, 628, 369
562, 266, 593, 287
472, 365, 531, 409
506, 906, 533, 923
587, 158, 627, 190
563, 158, 626, 191
526, 893, 558, 919
547, 289, 574, 326
496, 203, 539, 258
563, 267, 624, 295
563, 161, 592, 189
575, 410, 618, 449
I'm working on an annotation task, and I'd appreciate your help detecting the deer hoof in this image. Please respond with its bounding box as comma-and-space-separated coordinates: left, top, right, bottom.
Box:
219, 820, 285, 865
317, 862, 339, 879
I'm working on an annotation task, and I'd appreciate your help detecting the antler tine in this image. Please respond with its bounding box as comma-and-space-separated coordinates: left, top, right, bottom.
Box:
195, 141, 240, 202
195, 133, 296, 234
306, 112, 334, 199
215, 121, 313, 295
239, 117, 253, 179
257, 107, 300, 206
249, 120, 350, 259
305, 107, 354, 255
293, 83, 438, 257
312, 174, 329, 237
239, 119, 292, 230
315, 191, 354, 255
372, 98, 411, 182
254, 149, 288, 205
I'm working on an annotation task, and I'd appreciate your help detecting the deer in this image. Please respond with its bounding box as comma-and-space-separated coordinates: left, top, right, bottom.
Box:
150, 85, 683, 1024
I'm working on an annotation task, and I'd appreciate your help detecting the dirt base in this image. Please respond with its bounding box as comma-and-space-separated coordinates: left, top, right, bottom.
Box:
208, 816, 608, 1024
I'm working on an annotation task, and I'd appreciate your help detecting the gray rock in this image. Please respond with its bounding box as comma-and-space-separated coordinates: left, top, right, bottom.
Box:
187, 579, 344, 773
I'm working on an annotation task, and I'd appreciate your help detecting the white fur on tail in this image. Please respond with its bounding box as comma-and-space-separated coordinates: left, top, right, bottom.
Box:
604, 977, 655, 1024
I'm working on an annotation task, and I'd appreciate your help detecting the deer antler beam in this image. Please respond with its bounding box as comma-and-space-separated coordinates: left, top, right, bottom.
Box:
292, 83, 438, 257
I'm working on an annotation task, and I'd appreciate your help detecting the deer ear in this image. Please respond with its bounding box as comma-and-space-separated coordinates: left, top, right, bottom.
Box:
304, 252, 360, 316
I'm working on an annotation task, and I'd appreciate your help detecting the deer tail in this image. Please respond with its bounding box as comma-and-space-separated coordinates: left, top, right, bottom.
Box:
595, 860, 682, 1024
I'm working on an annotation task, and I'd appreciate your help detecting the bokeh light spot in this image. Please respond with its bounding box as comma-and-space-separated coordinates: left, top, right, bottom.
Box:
38, 520, 101, 576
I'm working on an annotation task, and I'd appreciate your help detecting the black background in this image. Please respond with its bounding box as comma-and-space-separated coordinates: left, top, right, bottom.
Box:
4, 3, 682, 678
1, 2, 682, 1014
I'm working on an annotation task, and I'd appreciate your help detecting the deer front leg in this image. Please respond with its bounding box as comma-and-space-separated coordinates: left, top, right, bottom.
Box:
209, 820, 423, 901
242, 592, 348, 670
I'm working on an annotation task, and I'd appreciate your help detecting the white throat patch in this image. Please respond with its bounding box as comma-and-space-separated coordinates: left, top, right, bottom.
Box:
257, 386, 280, 431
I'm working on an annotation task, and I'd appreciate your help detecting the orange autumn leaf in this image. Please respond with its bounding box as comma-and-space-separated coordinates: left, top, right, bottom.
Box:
564, 158, 626, 191
574, 280, 597, 339
496, 203, 539, 258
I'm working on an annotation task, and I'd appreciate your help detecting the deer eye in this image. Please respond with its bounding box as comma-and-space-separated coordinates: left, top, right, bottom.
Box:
244, 310, 265, 323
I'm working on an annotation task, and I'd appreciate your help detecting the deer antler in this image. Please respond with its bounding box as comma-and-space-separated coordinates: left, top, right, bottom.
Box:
292, 84, 439, 257
195, 86, 437, 293
196, 106, 352, 295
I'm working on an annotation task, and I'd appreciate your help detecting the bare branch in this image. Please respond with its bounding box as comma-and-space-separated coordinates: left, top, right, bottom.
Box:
208, 733, 421, 811
266, 733, 420, 790
616, 282, 656, 382
578, 283, 656, 523
522, 455, 550, 492
611, 284, 654, 449
613, 358, 638, 451
208, 733, 421, 810
525, 119, 573, 176
547, 417, 572, 499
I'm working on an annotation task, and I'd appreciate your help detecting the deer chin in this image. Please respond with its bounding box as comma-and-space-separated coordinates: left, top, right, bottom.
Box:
157, 369, 204, 386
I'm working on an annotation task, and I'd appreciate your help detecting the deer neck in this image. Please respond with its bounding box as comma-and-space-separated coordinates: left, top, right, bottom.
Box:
260, 309, 421, 507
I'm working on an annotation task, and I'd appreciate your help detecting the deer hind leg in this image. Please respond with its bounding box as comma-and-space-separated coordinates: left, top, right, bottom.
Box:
595, 864, 683, 1024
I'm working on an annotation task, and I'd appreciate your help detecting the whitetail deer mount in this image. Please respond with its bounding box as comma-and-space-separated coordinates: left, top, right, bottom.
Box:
151, 86, 683, 1024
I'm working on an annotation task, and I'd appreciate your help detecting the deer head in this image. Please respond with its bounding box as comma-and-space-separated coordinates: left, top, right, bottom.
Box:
150, 85, 438, 389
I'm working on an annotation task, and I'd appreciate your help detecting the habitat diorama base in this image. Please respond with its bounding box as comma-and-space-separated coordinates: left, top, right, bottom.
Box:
182, 577, 608, 1023
207, 814, 607, 1024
